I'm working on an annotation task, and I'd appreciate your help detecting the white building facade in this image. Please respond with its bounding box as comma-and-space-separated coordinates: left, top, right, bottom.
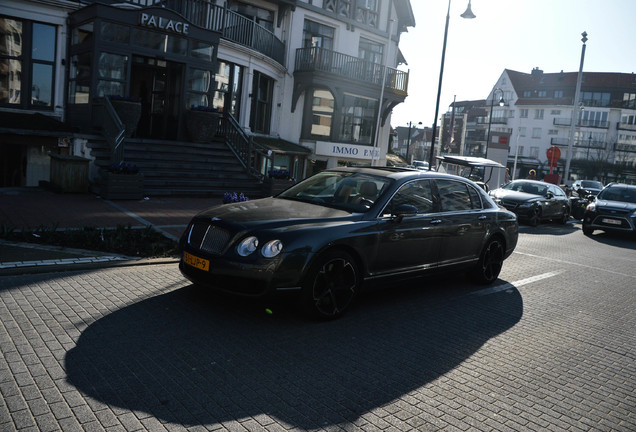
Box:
0, 0, 414, 190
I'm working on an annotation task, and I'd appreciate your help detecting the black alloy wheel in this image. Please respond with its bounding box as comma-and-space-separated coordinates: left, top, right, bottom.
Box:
302, 250, 359, 319
469, 237, 504, 284
529, 205, 541, 227
582, 224, 594, 236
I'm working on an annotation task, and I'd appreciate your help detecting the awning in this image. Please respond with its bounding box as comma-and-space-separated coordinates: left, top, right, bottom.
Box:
252, 136, 312, 155
0, 112, 78, 135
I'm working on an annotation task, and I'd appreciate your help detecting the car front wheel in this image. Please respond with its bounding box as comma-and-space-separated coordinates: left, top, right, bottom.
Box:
469, 237, 504, 285
582, 224, 594, 236
558, 206, 570, 225
301, 250, 359, 319
529, 206, 541, 227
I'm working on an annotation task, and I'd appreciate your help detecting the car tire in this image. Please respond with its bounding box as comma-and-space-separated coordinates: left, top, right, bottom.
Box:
300, 250, 359, 320
469, 237, 504, 285
558, 206, 570, 225
582, 224, 594, 236
529, 206, 541, 227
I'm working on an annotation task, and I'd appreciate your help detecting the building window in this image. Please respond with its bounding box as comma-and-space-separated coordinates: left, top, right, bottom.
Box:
519, 127, 526, 137
581, 110, 608, 127
554, 90, 563, 98
580, 91, 610, 107
534, 109, 544, 120
310, 88, 334, 138
520, 109, 528, 118
359, 38, 383, 64
303, 20, 334, 50
339, 93, 377, 144
537, 90, 547, 97
517, 146, 524, 156
548, 129, 558, 135
621, 114, 636, 126
523, 91, 531, 98
96, 52, 128, 97
228, 1, 275, 33
532, 128, 541, 139
551, 109, 561, 115
250, 70, 274, 134
0, 17, 56, 109
623, 93, 636, 109
186, 68, 213, 108
212, 60, 242, 117
530, 147, 539, 158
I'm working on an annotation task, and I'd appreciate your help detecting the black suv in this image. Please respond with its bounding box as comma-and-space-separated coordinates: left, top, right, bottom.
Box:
582, 183, 636, 236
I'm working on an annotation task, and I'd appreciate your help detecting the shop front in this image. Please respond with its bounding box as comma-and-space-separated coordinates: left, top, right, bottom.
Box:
67, 3, 221, 140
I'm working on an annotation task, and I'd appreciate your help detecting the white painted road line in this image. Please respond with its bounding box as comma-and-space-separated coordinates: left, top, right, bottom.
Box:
472, 270, 566, 296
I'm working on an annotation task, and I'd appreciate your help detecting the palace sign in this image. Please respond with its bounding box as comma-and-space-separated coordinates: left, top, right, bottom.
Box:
140, 13, 190, 35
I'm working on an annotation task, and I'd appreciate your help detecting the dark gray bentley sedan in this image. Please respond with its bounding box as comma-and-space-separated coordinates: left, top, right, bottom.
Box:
179, 167, 518, 319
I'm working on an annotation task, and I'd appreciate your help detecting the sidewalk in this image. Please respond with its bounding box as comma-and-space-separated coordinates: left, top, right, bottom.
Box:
0, 187, 223, 275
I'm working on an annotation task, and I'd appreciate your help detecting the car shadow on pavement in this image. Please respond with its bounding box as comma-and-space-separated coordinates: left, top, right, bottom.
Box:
65, 278, 523, 429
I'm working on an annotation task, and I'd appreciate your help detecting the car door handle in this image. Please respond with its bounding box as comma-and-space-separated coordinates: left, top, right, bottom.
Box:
430, 219, 442, 225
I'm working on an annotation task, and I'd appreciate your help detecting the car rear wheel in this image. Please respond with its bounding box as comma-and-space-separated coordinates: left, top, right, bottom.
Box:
301, 250, 359, 319
469, 237, 504, 285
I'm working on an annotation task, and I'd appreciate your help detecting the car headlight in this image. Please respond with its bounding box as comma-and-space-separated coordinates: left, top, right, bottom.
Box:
261, 240, 283, 258
586, 202, 596, 212
518, 201, 534, 208
237, 236, 259, 256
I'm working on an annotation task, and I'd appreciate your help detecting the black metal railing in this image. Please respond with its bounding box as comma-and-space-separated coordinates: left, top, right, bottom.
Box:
617, 122, 636, 131
97, 97, 126, 164
92, 0, 285, 65
294, 47, 408, 94
218, 113, 271, 180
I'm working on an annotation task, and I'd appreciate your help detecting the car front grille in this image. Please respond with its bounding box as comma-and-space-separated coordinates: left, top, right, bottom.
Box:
500, 200, 519, 210
186, 223, 231, 254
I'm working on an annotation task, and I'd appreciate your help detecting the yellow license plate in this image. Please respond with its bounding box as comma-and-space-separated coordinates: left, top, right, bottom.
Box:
183, 251, 210, 271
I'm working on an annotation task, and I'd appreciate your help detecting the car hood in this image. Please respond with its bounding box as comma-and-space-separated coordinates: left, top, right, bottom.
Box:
192, 197, 359, 229
490, 189, 542, 203
595, 199, 636, 211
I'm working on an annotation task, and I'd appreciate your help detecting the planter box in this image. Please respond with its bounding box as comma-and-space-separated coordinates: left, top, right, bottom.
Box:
186, 110, 221, 142
102, 172, 144, 200
49, 154, 89, 193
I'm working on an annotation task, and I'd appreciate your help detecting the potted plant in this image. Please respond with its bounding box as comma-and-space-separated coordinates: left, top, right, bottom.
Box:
186, 105, 221, 143
101, 162, 144, 200
108, 95, 141, 137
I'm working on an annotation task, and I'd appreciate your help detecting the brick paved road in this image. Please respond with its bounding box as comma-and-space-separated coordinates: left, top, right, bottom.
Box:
1, 223, 635, 431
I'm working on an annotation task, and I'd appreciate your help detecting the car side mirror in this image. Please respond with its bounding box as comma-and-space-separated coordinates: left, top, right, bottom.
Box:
546, 192, 554, 199
392, 203, 418, 221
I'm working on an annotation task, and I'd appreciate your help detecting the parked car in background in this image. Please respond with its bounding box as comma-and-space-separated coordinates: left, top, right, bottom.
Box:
582, 183, 636, 236
179, 167, 519, 319
572, 180, 604, 198
411, 160, 430, 170
489, 179, 570, 226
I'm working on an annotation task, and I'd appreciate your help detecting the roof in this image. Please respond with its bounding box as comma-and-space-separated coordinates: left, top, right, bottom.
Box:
252, 136, 311, 155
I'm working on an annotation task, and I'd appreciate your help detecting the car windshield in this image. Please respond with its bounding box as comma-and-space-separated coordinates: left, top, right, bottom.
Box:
277, 171, 393, 212
598, 187, 636, 204
581, 181, 603, 189
501, 180, 549, 196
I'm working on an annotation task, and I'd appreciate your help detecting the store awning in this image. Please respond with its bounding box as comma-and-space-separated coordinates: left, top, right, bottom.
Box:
252, 136, 312, 155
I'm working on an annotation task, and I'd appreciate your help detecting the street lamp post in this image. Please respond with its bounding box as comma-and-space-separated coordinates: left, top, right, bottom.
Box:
427, 0, 476, 170
484, 87, 505, 159
564, 31, 588, 183
405, 121, 422, 164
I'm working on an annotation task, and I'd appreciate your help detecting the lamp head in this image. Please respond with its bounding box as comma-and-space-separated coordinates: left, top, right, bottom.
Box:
460, 0, 476, 19
498, 96, 505, 107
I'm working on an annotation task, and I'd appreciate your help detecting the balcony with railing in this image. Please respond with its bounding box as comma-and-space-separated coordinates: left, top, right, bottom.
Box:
92, 0, 285, 65
294, 47, 408, 95
553, 117, 610, 129
617, 121, 636, 131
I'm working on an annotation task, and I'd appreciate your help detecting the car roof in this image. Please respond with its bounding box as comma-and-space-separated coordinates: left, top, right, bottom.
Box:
326, 166, 477, 183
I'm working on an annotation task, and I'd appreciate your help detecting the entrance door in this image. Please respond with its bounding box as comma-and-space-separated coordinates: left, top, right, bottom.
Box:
131, 57, 183, 140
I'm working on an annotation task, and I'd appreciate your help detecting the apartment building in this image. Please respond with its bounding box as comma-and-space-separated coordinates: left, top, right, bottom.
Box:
0, 0, 414, 193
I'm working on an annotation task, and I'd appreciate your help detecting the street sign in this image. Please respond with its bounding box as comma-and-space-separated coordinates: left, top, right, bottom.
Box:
546, 146, 561, 166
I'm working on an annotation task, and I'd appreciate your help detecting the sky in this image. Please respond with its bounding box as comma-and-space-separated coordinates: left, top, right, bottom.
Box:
390, 0, 636, 130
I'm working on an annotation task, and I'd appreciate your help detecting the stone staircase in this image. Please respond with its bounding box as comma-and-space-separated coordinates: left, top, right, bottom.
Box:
88, 137, 268, 198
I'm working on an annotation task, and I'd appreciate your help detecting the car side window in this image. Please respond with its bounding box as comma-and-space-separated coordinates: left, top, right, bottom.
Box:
467, 185, 483, 209
436, 179, 473, 212
384, 179, 435, 216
